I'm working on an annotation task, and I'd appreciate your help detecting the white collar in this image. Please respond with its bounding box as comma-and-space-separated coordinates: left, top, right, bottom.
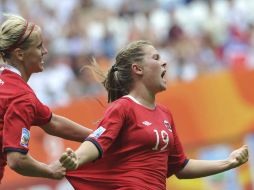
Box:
124, 95, 142, 105
1, 64, 22, 76
124, 95, 156, 110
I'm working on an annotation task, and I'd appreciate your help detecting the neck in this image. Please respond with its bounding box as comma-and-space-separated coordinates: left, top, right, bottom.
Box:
129, 85, 156, 109
7, 61, 30, 82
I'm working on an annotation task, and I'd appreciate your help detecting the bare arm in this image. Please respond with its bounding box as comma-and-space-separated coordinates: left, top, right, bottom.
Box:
60, 141, 99, 170
7, 152, 65, 179
41, 113, 93, 142
176, 145, 248, 179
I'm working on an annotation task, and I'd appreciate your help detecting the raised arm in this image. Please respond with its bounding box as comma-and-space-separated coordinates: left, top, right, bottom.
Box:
41, 113, 93, 142
175, 145, 248, 179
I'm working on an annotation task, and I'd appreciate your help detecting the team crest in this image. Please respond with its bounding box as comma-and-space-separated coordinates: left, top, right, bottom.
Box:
20, 128, 30, 147
163, 120, 172, 132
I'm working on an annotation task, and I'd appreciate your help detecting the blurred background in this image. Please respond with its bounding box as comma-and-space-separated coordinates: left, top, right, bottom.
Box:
1, 0, 254, 189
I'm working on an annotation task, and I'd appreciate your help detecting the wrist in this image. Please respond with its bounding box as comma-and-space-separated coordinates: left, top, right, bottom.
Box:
226, 159, 237, 170
45, 164, 55, 179
75, 157, 80, 169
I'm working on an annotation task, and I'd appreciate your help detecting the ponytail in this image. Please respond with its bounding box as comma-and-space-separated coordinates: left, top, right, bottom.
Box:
83, 58, 129, 103
0, 52, 5, 63
84, 40, 151, 103
103, 65, 128, 102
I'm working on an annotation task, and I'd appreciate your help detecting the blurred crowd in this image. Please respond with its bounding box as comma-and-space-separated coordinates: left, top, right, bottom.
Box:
1, 0, 254, 107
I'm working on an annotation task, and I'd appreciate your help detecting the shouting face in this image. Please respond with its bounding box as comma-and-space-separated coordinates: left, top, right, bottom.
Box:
139, 45, 167, 94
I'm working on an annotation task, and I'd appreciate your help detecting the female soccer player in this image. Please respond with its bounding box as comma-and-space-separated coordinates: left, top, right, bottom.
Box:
60, 40, 248, 190
0, 14, 92, 183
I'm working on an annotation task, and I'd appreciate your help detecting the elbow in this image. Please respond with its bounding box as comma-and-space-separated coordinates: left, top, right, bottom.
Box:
7, 158, 22, 172
175, 170, 191, 179
7, 152, 26, 172
8, 162, 22, 172
175, 173, 185, 179
175, 172, 194, 179
174, 159, 191, 179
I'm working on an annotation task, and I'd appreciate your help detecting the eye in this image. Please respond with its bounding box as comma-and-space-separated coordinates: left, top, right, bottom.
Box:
37, 42, 43, 49
153, 54, 160, 60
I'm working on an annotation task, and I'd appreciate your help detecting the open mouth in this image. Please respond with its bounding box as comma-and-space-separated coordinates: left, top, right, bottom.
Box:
161, 70, 166, 78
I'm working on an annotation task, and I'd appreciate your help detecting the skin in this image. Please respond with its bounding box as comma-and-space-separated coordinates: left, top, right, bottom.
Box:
9, 26, 47, 82
4, 25, 92, 179
59, 44, 249, 180
129, 45, 167, 109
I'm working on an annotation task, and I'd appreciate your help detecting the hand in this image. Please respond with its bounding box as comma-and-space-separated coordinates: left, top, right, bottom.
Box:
228, 145, 248, 168
59, 148, 79, 170
48, 160, 66, 179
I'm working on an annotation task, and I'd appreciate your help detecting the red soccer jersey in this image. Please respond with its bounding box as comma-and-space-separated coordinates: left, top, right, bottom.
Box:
66, 96, 188, 190
0, 68, 52, 182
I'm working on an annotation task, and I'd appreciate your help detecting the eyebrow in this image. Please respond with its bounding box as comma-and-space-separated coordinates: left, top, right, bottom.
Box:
152, 53, 160, 59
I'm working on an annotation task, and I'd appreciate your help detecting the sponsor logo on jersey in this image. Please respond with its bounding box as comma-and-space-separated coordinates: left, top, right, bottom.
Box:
0, 79, 4, 85
142, 121, 152, 126
89, 126, 106, 139
163, 120, 172, 132
20, 128, 30, 147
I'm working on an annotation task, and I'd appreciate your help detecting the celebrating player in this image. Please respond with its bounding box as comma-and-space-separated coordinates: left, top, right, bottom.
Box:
0, 14, 92, 183
60, 40, 248, 190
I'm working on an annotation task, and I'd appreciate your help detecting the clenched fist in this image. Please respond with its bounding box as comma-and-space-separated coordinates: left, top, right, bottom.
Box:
59, 148, 79, 170
228, 145, 248, 168
49, 160, 66, 179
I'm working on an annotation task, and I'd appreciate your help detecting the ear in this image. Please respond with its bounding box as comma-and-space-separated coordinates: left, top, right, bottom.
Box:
13, 48, 24, 61
131, 63, 143, 76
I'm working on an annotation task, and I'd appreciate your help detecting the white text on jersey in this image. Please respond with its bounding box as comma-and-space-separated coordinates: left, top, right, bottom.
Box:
142, 121, 152, 126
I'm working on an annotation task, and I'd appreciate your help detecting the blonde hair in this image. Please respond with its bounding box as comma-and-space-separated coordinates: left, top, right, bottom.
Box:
0, 14, 36, 61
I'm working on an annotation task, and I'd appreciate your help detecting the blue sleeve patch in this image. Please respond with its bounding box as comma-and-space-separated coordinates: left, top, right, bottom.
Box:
88, 126, 106, 139
20, 128, 30, 148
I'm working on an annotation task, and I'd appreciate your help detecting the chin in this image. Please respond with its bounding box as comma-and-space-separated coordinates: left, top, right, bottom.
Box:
34, 67, 44, 73
38, 65, 45, 71
161, 83, 167, 90
157, 86, 166, 93
161, 87, 167, 92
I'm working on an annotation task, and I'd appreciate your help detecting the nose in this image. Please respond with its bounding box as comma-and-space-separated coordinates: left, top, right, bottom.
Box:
42, 45, 48, 55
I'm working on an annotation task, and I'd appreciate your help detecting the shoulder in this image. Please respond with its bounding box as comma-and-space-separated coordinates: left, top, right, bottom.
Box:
112, 97, 132, 107
157, 104, 171, 115
105, 97, 132, 115
109, 97, 133, 109
156, 104, 175, 124
9, 92, 36, 108
1, 70, 34, 95
6, 89, 42, 113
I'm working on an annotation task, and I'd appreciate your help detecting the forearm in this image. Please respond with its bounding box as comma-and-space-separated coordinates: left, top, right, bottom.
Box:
7, 152, 54, 178
176, 159, 233, 179
76, 141, 99, 167
42, 114, 92, 142
60, 141, 99, 170
176, 145, 248, 179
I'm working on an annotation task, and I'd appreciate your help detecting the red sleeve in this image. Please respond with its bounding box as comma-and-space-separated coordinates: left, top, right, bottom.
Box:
167, 117, 188, 177
85, 100, 127, 158
3, 96, 36, 154
32, 96, 52, 126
